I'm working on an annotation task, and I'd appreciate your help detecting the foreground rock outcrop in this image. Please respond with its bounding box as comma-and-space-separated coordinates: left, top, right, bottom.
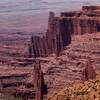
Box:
48, 73, 100, 100
82, 57, 96, 81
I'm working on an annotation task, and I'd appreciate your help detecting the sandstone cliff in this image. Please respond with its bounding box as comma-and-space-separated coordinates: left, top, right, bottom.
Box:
29, 6, 100, 58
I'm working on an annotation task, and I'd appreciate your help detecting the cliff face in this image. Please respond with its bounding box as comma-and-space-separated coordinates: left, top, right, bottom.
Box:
28, 12, 71, 58
29, 6, 100, 58
60, 6, 100, 35
29, 12, 65, 57
59, 17, 99, 35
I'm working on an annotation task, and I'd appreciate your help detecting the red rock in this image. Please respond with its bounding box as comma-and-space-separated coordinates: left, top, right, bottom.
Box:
33, 60, 47, 100
82, 57, 96, 81
33, 60, 43, 100
28, 6, 100, 58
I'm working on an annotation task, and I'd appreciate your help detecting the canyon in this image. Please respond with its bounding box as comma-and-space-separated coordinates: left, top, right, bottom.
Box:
0, 5, 99, 100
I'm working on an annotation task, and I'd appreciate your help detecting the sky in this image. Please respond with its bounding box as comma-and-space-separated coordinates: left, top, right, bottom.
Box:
0, 0, 99, 13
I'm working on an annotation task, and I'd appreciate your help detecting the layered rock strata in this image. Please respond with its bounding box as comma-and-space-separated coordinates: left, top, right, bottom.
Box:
43, 33, 100, 96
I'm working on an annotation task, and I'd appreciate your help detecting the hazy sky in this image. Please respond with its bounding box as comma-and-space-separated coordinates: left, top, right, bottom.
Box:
0, 0, 99, 13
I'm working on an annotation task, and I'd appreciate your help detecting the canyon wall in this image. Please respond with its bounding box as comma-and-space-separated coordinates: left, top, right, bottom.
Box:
29, 12, 71, 58
29, 6, 100, 58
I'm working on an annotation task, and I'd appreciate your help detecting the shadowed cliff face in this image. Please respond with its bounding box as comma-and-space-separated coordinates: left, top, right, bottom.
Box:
59, 18, 72, 46
59, 18, 99, 35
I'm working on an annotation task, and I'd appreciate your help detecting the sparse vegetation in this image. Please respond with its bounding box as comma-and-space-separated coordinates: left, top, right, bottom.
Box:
48, 74, 100, 100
